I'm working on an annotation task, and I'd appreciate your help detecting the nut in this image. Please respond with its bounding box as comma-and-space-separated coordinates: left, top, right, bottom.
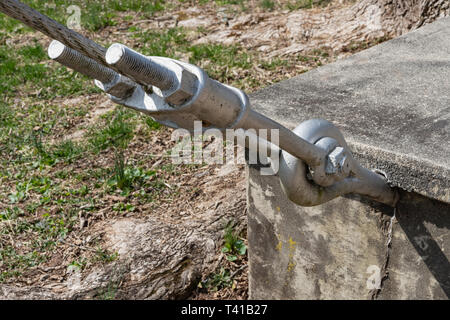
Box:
326, 146, 350, 175
163, 67, 198, 106
95, 74, 136, 99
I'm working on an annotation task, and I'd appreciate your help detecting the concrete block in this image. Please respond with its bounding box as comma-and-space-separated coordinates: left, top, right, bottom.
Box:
247, 17, 450, 299
247, 165, 449, 299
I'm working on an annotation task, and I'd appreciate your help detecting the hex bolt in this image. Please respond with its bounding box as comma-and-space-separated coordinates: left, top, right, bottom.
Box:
48, 40, 116, 84
105, 43, 178, 91
326, 146, 349, 175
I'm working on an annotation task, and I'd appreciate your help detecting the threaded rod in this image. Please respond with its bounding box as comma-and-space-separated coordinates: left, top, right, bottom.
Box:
106, 43, 178, 91
48, 40, 117, 84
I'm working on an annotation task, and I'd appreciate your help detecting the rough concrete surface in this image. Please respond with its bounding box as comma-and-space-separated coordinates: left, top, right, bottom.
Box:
247, 165, 450, 299
249, 16, 450, 203
247, 17, 450, 300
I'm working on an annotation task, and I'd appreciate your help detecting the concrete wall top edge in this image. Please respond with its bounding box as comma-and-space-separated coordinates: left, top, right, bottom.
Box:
249, 16, 450, 203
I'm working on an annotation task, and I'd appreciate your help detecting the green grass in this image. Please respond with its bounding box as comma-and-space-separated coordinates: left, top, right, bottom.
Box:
88, 108, 136, 152
0, 207, 24, 221
286, 0, 331, 10
0, 102, 16, 129
0, 101, 141, 283
189, 43, 252, 82
132, 27, 189, 58
138, 27, 260, 85
0, 209, 77, 281
260, 58, 290, 71
260, 0, 276, 11
132, 26, 259, 86
51, 140, 83, 164
215, 0, 244, 4
145, 117, 163, 131
0, 42, 96, 99
0, 247, 46, 282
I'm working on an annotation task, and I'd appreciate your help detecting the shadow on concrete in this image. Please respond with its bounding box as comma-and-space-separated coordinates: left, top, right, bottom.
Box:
396, 190, 450, 298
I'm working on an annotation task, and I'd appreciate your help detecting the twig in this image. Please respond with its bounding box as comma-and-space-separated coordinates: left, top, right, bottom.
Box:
230, 264, 247, 278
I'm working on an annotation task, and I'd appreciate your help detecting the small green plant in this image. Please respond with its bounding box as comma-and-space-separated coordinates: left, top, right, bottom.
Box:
221, 223, 247, 262
68, 259, 87, 271
30, 131, 54, 165
112, 150, 130, 190
200, 267, 232, 291
113, 202, 135, 212
107, 150, 159, 195
88, 109, 135, 152
260, 0, 275, 11
0, 208, 24, 220
51, 140, 82, 163
145, 117, 162, 130
94, 248, 118, 263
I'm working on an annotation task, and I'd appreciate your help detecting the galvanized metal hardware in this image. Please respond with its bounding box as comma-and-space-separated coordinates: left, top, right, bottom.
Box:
102, 43, 397, 207
105, 43, 199, 106
2, 0, 399, 208
104, 44, 248, 131
48, 40, 136, 100
53, 42, 397, 207
279, 119, 398, 207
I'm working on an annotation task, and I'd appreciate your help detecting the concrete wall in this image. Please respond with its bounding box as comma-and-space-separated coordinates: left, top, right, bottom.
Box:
246, 17, 450, 300
247, 165, 449, 300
